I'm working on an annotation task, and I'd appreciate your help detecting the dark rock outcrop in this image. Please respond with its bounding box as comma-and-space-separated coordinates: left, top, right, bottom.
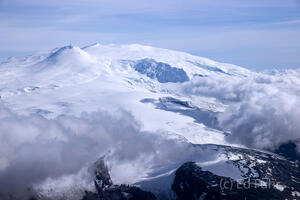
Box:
82, 158, 157, 200
133, 58, 189, 83
172, 158, 300, 200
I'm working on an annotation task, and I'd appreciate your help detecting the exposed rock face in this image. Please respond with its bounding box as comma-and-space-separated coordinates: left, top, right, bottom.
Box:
172, 147, 300, 200
137, 144, 300, 200
93, 158, 113, 189
275, 141, 300, 162
172, 162, 282, 200
133, 58, 189, 83
82, 159, 157, 200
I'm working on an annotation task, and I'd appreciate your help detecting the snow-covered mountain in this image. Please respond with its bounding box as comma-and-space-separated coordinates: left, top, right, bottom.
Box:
0, 44, 251, 144
0, 43, 299, 200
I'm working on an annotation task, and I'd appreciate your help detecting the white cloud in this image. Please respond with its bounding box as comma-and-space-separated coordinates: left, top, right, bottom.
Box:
0, 105, 194, 199
271, 19, 300, 25
182, 69, 300, 152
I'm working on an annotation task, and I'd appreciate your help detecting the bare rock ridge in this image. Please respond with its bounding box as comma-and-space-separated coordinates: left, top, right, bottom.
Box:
82, 145, 300, 200
82, 159, 157, 200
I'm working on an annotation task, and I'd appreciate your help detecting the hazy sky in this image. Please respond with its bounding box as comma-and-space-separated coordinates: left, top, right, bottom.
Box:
1, 0, 300, 70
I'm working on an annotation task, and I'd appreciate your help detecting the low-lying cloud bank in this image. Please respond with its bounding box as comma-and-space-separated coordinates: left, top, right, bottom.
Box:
182, 69, 300, 152
0, 105, 193, 200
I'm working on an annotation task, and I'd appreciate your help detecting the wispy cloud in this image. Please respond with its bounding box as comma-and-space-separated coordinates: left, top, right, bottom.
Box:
1, 0, 300, 69
270, 19, 300, 25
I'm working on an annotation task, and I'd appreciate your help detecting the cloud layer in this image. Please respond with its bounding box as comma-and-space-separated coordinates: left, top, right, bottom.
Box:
0, 105, 196, 200
182, 69, 300, 152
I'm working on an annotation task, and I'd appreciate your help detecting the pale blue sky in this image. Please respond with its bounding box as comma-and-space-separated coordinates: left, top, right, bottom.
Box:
1, 0, 300, 70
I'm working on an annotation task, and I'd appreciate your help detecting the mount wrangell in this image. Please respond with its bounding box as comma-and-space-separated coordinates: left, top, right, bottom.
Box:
0, 43, 299, 200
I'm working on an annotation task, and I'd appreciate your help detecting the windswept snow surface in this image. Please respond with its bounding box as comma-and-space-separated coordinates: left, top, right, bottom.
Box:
1, 43, 300, 199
